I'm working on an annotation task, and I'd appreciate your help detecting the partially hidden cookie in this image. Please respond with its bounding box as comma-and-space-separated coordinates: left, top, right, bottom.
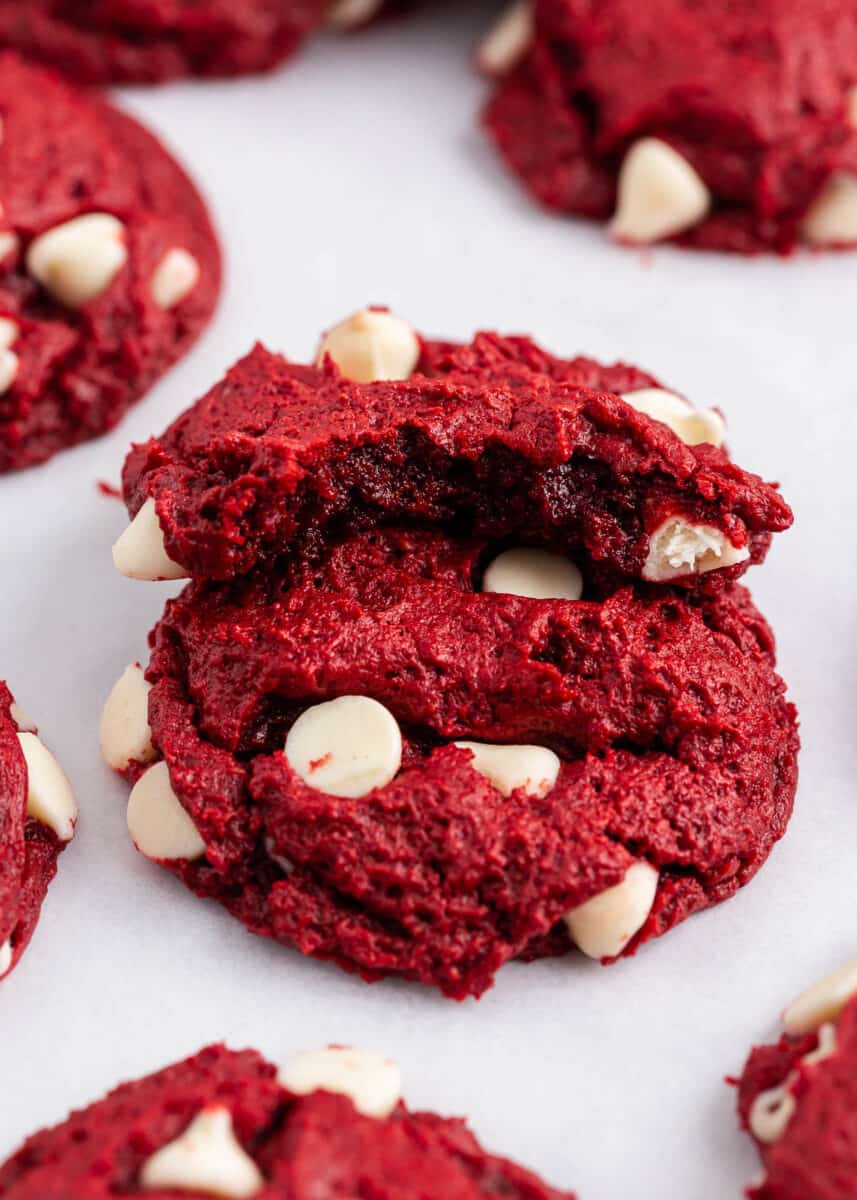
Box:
0, 1043, 576, 1199
0, 682, 76, 983
0, 52, 221, 471
103, 311, 798, 1000
0, 2, 389, 85
482, 0, 857, 253
736, 959, 857, 1198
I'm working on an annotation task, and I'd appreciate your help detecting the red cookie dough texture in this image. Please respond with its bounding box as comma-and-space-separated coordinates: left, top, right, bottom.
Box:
736, 959, 857, 1199
0, 52, 221, 472
0, 1, 390, 84
0, 1043, 577, 1200
104, 313, 798, 999
483, 0, 857, 253
0, 681, 77, 983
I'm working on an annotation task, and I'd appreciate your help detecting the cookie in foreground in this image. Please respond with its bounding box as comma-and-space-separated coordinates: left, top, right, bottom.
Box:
0, 52, 221, 471
0, 1043, 576, 1199
0, 681, 76, 982
103, 311, 798, 999
482, 0, 857, 254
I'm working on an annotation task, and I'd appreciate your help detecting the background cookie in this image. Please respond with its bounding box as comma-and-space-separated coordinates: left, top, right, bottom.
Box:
0, 1043, 577, 1199
0, 682, 76, 983
0, 53, 221, 471
103, 316, 798, 999
0, 2, 332, 84
484, 0, 857, 253
736, 959, 857, 1199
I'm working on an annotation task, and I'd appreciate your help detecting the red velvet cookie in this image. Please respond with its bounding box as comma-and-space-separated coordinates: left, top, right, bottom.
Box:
112, 314, 790, 587
104, 531, 797, 999
0, 1043, 575, 1200
105, 317, 796, 997
0, 2, 333, 84
483, 0, 857, 253
736, 959, 857, 1199
0, 53, 221, 472
0, 682, 77, 983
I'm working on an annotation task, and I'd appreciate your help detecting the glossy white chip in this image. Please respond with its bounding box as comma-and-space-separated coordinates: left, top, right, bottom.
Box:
0, 317, 19, 350
127, 761, 206, 862
0, 348, 17, 395
151, 248, 200, 309
0, 938, 12, 978
620, 388, 725, 448
482, 548, 583, 601
801, 173, 857, 246
140, 1106, 263, 1198
100, 664, 156, 771
454, 742, 560, 798
285, 696, 402, 799
783, 959, 857, 1035
18, 733, 77, 842
610, 138, 710, 244
564, 861, 659, 960
278, 1048, 402, 1118
643, 517, 750, 582
317, 308, 420, 383
327, 0, 383, 28
9, 701, 36, 733
112, 497, 189, 581
26, 213, 127, 308
476, 1, 533, 76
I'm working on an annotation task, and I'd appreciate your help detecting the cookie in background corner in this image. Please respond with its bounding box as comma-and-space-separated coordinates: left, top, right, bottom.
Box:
482, 0, 857, 254
736, 958, 857, 1198
0, 52, 221, 472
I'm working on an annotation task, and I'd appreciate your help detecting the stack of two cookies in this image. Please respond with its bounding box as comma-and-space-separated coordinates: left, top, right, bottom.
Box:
100, 306, 798, 1001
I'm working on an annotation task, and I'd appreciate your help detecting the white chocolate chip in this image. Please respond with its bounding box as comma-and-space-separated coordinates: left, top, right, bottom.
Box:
0, 317, 19, 349
0, 938, 12, 978
564, 861, 659, 960
749, 1023, 838, 1145
100, 664, 155, 772
482, 548, 583, 601
748, 1081, 797, 1146
26, 213, 128, 308
620, 388, 725, 448
285, 696, 402, 799
317, 309, 420, 383
610, 138, 711, 245
112, 497, 188, 582
0, 348, 18, 395
0, 232, 19, 264
17, 732, 77, 842
127, 761, 205, 862
783, 959, 857, 1035
151, 248, 200, 310
801, 173, 857, 246
327, 0, 384, 28
453, 742, 561, 798
476, 1, 533, 77
9, 701, 36, 733
643, 517, 750, 582
278, 1048, 402, 1118
140, 1106, 263, 1199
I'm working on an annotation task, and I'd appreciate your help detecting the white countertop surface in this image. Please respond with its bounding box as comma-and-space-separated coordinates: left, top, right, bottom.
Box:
2, 5, 856, 1197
